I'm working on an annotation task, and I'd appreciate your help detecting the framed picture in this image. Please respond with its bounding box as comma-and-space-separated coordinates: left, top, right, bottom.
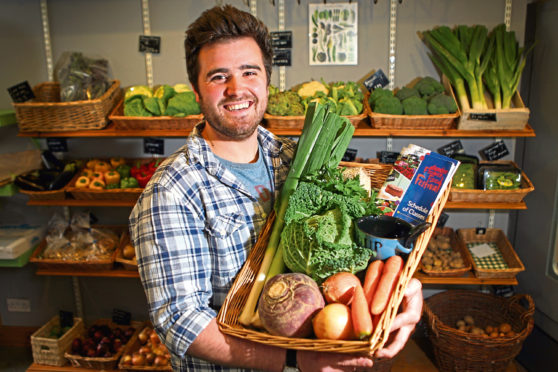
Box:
309, 2, 358, 65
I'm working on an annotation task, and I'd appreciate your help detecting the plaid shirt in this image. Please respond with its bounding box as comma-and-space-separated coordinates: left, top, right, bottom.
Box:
129, 123, 295, 371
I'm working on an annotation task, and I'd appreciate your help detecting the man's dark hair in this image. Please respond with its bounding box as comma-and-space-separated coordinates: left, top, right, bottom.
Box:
185, 5, 273, 92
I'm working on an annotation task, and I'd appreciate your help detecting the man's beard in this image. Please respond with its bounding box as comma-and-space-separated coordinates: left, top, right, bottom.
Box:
199, 96, 265, 140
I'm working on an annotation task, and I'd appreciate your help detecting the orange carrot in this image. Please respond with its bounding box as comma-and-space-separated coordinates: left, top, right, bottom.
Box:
370, 255, 403, 316
351, 284, 373, 339
362, 260, 384, 306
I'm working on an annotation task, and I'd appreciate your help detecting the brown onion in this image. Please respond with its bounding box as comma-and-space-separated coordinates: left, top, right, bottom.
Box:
258, 273, 325, 338
321, 272, 361, 305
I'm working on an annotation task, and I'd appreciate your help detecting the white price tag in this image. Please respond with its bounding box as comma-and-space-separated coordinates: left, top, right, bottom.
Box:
470, 243, 497, 258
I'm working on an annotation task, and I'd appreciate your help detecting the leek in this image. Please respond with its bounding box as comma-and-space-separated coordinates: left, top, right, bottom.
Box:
238, 102, 355, 326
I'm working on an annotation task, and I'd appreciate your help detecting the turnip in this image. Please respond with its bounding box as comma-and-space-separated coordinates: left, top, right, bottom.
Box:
258, 273, 325, 338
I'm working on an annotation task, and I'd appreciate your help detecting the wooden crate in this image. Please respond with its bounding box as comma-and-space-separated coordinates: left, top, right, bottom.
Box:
444, 76, 530, 130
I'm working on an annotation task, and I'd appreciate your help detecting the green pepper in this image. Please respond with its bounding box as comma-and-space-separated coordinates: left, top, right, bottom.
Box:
116, 164, 131, 179
120, 177, 139, 189
106, 183, 120, 189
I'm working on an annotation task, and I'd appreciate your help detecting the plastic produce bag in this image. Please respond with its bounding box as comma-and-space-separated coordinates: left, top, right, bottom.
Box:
54, 51, 112, 102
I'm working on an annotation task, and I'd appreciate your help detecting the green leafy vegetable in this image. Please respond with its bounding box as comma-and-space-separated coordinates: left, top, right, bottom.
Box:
281, 207, 373, 283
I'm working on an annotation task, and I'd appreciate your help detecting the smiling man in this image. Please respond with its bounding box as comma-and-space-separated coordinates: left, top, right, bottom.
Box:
129, 5, 422, 372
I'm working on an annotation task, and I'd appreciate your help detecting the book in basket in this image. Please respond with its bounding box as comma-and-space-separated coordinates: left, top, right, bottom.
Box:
376, 144, 459, 225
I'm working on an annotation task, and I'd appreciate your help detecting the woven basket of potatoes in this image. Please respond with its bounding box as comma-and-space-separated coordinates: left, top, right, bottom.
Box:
420, 227, 472, 276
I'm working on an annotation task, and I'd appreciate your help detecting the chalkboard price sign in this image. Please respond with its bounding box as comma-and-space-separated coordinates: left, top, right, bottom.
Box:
363, 69, 389, 92
144, 138, 164, 155
481, 140, 509, 161
139, 35, 161, 54
272, 49, 291, 66
270, 31, 293, 48
7, 81, 35, 103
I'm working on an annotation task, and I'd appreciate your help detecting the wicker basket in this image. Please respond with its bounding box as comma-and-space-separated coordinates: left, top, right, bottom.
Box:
64, 319, 143, 370
457, 228, 525, 279
29, 225, 123, 271
19, 187, 67, 201
449, 161, 534, 203
367, 78, 460, 130
109, 99, 203, 131
419, 227, 473, 277
423, 290, 534, 372
30, 316, 85, 366
65, 158, 157, 202
118, 325, 172, 372
217, 162, 451, 355
14, 80, 121, 132
264, 112, 369, 130
115, 231, 138, 271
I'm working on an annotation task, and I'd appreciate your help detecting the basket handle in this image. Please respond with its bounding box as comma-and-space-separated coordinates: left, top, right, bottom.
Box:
422, 304, 440, 338
507, 294, 535, 321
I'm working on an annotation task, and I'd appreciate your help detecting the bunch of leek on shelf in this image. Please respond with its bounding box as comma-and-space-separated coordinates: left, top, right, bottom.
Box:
238, 102, 356, 327
420, 23, 534, 110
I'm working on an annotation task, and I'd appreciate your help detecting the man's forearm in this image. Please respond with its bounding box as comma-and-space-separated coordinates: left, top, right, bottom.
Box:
187, 318, 287, 372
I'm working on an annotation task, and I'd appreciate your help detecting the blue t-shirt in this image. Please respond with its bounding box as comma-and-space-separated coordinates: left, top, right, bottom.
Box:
214, 144, 274, 216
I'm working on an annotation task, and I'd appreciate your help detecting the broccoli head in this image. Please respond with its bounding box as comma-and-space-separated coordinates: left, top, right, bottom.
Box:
414, 77, 445, 99
402, 96, 428, 115
368, 87, 394, 109
163, 91, 201, 117
395, 86, 420, 101
267, 91, 305, 116
373, 96, 403, 115
427, 93, 458, 115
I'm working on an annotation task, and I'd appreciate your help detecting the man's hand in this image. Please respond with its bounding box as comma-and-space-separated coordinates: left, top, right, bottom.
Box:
375, 278, 423, 359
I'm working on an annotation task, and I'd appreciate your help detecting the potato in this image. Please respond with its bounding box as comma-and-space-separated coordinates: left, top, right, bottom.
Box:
456, 320, 466, 328
499, 323, 512, 333
464, 315, 475, 325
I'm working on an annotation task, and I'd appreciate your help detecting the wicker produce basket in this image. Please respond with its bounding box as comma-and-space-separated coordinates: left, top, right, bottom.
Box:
217, 162, 451, 355
423, 290, 534, 372
419, 227, 473, 277
64, 319, 143, 370
109, 99, 203, 131
30, 316, 85, 366
115, 231, 138, 271
118, 325, 172, 372
29, 225, 123, 271
457, 228, 525, 279
264, 112, 369, 130
449, 161, 534, 203
66, 173, 143, 202
14, 80, 121, 132
367, 78, 459, 130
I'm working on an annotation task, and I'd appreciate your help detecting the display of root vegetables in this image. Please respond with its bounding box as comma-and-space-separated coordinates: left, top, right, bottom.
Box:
257, 255, 404, 341
120, 326, 171, 368
421, 233, 465, 271
454, 315, 516, 338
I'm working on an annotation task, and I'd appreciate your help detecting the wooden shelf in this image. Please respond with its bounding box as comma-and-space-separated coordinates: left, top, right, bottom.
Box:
414, 271, 518, 285
18, 122, 536, 138
26, 199, 137, 207
26, 197, 527, 210
35, 268, 139, 278
33, 267, 517, 285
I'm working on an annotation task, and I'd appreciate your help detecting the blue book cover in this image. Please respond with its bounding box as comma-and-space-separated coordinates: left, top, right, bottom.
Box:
393, 152, 459, 225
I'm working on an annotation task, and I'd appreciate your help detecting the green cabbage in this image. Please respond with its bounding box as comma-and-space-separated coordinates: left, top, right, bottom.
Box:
281, 207, 372, 283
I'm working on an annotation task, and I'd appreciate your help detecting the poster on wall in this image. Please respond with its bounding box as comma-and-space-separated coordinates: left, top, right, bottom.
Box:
309, 2, 358, 65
